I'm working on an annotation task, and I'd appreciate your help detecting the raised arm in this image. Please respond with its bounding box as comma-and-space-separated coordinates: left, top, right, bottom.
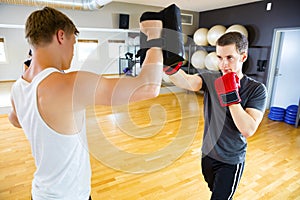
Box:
168, 69, 203, 91
70, 20, 163, 107
214, 72, 267, 138
229, 105, 264, 138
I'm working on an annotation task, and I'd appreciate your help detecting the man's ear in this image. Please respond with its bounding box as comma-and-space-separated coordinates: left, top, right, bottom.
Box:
240, 52, 248, 62
56, 30, 65, 44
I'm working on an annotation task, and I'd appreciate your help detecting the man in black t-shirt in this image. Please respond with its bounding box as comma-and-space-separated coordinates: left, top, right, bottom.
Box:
166, 32, 267, 199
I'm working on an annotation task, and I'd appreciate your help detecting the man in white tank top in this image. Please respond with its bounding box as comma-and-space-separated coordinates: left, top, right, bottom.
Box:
8, 7, 164, 200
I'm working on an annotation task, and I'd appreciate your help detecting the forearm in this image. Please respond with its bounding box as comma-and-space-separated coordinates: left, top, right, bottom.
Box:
169, 70, 202, 91
114, 20, 163, 103
229, 104, 260, 138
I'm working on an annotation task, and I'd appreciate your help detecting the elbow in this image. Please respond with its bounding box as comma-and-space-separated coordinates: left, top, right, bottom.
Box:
8, 114, 21, 128
14, 123, 22, 128
190, 85, 201, 92
240, 127, 257, 138
146, 85, 161, 98
241, 131, 252, 138
139, 85, 160, 100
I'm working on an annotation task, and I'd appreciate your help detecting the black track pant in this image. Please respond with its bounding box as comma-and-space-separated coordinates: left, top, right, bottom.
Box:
201, 156, 244, 200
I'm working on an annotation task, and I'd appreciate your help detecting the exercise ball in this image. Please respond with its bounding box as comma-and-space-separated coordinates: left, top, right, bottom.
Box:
207, 25, 226, 46
205, 52, 219, 71
191, 50, 208, 69
193, 28, 209, 46
225, 24, 248, 38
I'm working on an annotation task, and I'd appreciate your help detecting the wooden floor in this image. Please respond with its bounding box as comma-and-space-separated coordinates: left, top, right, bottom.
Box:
0, 92, 300, 200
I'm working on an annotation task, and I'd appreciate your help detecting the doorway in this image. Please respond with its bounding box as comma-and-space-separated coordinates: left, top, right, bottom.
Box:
266, 27, 300, 109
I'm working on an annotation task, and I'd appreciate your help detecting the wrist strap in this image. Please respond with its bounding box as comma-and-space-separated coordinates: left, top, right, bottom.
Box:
220, 91, 240, 105
146, 38, 165, 49
136, 38, 164, 59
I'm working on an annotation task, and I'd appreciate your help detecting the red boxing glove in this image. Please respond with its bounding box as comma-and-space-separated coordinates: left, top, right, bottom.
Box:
214, 72, 241, 107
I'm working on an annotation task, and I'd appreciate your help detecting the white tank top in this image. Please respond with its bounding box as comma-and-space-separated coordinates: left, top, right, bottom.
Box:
11, 68, 91, 200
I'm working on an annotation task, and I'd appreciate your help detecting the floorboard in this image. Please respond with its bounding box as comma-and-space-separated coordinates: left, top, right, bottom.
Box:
0, 92, 299, 199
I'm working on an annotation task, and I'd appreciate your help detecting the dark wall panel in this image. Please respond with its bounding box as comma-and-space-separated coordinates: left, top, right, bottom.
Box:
198, 0, 300, 83
199, 0, 300, 46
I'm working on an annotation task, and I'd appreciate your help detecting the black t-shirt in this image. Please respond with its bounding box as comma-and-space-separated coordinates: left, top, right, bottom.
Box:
198, 69, 267, 164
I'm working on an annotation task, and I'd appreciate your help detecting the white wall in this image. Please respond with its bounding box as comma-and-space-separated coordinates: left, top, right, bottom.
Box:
0, 23, 134, 80
0, 27, 28, 80
69, 29, 136, 75
0, 3, 199, 81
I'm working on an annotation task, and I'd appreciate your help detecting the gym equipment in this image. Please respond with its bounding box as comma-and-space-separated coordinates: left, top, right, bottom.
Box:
225, 24, 248, 38
205, 52, 219, 71
122, 52, 135, 76
191, 50, 207, 69
268, 104, 299, 125
137, 4, 185, 75
193, 28, 209, 46
268, 107, 285, 121
214, 72, 241, 107
133, 36, 140, 45
284, 105, 298, 125
207, 25, 226, 46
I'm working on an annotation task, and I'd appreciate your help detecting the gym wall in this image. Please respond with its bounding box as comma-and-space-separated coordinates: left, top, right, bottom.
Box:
197, 0, 300, 84
0, 2, 199, 81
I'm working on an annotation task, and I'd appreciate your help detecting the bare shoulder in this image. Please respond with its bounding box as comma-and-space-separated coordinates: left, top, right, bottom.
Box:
39, 70, 99, 91
36, 71, 95, 134
38, 70, 111, 108
38, 71, 75, 93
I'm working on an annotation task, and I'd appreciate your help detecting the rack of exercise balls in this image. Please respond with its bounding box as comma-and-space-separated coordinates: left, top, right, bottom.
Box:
187, 24, 248, 74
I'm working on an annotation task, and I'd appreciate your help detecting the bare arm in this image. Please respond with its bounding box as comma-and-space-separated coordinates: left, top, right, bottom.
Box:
168, 69, 203, 91
55, 21, 163, 108
8, 99, 21, 128
65, 49, 162, 108
229, 104, 264, 138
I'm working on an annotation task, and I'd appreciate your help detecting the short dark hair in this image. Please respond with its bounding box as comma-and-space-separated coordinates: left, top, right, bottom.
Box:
25, 6, 79, 47
216, 32, 248, 54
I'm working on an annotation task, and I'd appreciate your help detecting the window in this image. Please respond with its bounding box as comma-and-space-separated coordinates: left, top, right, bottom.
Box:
181, 13, 193, 25
76, 39, 98, 62
0, 37, 7, 63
